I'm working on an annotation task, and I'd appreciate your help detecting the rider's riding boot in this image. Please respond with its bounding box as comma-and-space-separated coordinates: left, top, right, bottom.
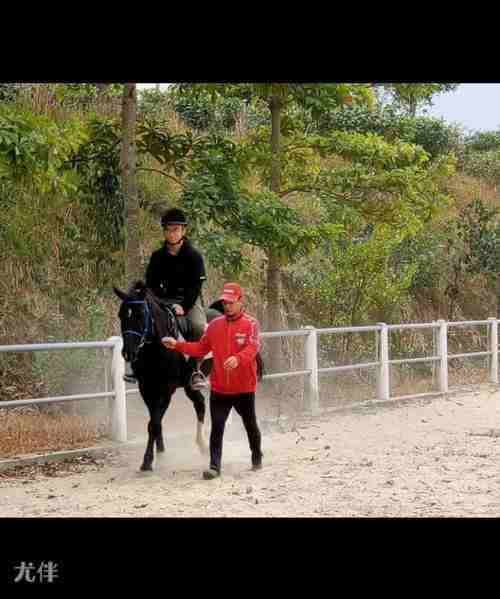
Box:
123, 361, 137, 384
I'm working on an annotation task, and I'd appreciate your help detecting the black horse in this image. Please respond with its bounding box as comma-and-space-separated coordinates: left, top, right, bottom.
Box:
113, 280, 222, 471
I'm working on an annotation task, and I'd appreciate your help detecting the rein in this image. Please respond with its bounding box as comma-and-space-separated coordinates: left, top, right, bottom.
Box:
122, 300, 154, 351
122, 297, 179, 356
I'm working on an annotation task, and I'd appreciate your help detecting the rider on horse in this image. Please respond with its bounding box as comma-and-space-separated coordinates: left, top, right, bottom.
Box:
123, 207, 208, 390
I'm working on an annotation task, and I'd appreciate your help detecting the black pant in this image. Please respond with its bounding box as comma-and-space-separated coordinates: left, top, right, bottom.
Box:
209, 391, 262, 473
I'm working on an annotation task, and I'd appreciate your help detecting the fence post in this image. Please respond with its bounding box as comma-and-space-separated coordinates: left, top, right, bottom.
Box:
437, 319, 448, 394
431, 321, 437, 387
377, 323, 390, 401
304, 326, 319, 414
109, 336, 127, 442
489, 317, 498, 384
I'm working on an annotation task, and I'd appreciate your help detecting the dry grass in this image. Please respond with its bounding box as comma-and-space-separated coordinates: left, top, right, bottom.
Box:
446, 173, 500, 211
0, 409, 110, 458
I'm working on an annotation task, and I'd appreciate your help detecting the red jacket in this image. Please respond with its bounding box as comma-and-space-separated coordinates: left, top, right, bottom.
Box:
175, 310, 261, 394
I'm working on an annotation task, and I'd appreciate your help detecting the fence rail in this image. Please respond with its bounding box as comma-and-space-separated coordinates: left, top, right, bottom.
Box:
1, 318, 499, 442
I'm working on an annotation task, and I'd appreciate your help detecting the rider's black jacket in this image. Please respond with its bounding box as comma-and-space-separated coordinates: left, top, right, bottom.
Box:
145, 239, 206, 313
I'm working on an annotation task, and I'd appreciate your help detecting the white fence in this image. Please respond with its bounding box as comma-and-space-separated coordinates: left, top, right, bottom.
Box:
0, 319, 498, 442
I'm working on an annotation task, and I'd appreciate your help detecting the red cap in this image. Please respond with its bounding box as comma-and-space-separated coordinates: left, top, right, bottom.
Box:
220, 282, 242, 302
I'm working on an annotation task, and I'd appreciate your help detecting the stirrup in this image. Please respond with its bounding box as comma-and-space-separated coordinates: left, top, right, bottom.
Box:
190, 370, 209, 390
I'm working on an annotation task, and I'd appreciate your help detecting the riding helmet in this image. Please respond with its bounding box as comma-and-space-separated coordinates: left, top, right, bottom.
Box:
161, 208, 188, 228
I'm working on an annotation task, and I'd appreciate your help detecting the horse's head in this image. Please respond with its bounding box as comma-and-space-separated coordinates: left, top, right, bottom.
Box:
113, 281, 150, 364
113, 280, 179, 364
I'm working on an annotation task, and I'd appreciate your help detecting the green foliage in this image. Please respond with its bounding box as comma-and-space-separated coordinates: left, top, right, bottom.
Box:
381, 83, 459, 115
0, 83, 20, 103
170, 83, 375, 135
0, 104, 86, 194
311, 130, 456, 230
52, 84, 123, 110
238, 192, 343, 260
287, 224, 417, 326
137, 87, 170, 120
392, 225, 454, 294
393, 198, 500, 317
167, 85, 245, 132
169, 88, 456, 287
320, 129, 430, 168
460, 149, 500, 184
315, 105, 462, 158
136, 121, 196, 177
0, 188, 50, 260
465, 130, 500, 153
178, 132, 343, 267
458, 198, 500, 288
457, 124, 500, 187
70, 118, 124, 248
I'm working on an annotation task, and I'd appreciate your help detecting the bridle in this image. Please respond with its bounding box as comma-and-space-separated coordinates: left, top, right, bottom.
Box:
122, 300, 154, 355
121, 297, 179, 358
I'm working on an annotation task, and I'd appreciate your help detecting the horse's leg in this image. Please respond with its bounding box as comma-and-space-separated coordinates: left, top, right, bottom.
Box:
141, 409, 156, 472
184, 385, 208, 455
140, 386, 172, 471
155, 385, 175, 453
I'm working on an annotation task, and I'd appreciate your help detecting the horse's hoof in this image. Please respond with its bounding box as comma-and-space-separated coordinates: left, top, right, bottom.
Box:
140, 464, 153, 472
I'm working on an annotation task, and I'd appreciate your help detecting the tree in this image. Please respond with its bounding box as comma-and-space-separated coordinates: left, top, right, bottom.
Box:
458, 198, 500, 318
380, 83, 459, 116
0, 104, 85, 194
312, 104, 462, 159
120, 83, 141, 283
170, 83, 457, 373
172, 84, 364, 372
287, 223, 418, 329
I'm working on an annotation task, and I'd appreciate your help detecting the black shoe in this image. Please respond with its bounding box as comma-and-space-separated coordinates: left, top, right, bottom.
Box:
190, 370, 209, 391
202, 468, 220, 480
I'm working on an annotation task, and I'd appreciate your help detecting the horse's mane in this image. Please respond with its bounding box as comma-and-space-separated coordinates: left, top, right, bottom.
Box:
146, 288, 178, 339
126, 280, 178, 340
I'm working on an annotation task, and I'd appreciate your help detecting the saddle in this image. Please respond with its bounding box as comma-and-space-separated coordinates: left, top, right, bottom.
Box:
157, 298, 197, 342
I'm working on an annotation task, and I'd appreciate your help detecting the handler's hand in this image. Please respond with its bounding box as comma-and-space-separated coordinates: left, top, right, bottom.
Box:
173, 304, 185, 316
162, 336, 177, 349
224, 356, 239, 370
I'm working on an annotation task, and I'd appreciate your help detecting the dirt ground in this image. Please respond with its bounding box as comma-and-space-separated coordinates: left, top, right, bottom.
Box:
2, 385, 500, 517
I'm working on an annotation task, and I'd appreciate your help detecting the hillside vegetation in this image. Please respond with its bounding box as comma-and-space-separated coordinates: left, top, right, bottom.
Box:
1, 82, 500, 415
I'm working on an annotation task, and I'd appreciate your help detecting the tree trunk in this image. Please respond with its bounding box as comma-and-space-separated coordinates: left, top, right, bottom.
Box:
266, 94, 285, 373
120, 83, 141, 285
408, 96, 418, 117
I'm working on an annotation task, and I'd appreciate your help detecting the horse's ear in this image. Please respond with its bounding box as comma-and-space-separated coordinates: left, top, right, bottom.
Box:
132, 280, 147, 298
113, 287, 128, 301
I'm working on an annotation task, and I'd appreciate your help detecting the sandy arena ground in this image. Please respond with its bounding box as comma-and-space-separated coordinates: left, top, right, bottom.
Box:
2, 385, 500, 517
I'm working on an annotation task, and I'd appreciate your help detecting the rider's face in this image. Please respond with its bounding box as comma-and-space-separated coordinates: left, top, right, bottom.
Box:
223, 298, 242, 317
164, 224, 185, 245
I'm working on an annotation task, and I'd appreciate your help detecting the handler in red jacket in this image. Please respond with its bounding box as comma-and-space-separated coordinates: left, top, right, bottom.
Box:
162, 282, 263, 480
